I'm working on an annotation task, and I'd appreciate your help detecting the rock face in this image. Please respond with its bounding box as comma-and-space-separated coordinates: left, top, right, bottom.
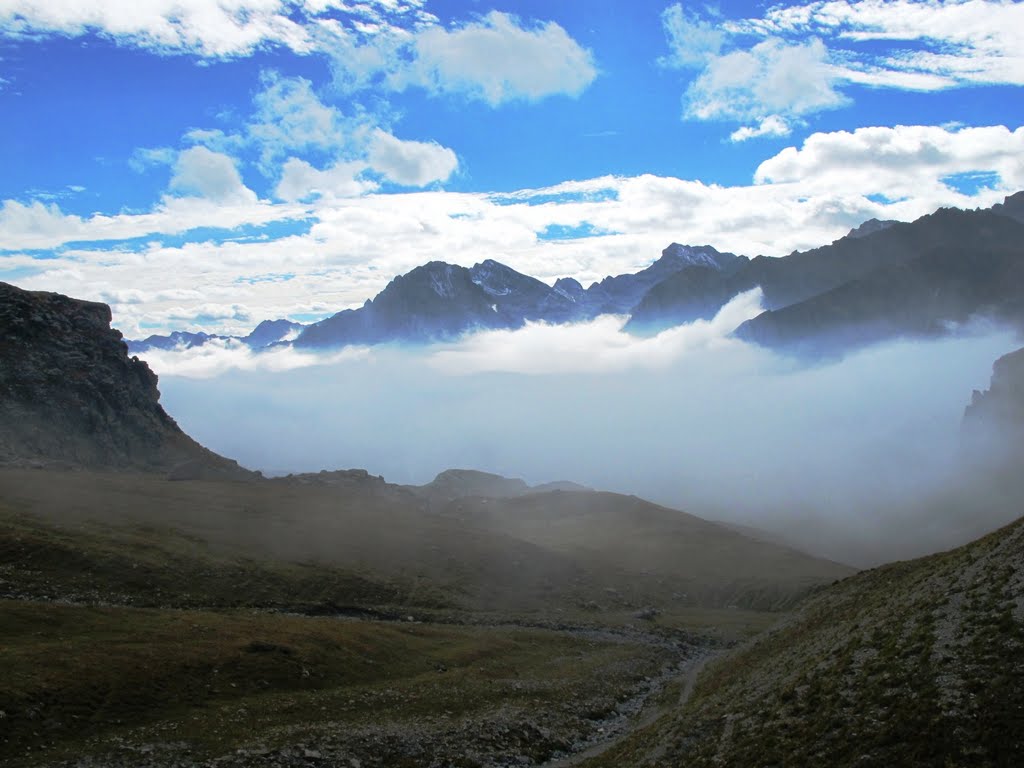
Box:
963, 346, 1024, 459
0, 281, 255, 477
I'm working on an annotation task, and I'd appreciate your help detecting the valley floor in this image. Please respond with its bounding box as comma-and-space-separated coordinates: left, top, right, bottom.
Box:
1, 600, 733, 768
0, 470, 783, 768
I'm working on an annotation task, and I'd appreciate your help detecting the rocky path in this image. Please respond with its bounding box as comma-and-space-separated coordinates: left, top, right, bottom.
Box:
541, 651, 717, 767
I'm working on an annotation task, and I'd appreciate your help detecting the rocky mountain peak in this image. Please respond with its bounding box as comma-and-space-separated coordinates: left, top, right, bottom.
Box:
469, 259, 527, 296
553, 277, 585, 302
845, 218, 897, 239
991, 190, 1024, 224
661, 243, 732, 269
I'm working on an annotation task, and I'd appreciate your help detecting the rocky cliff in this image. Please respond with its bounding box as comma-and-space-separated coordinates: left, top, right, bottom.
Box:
0, 281, 254, 476
963, 345, 1024, 461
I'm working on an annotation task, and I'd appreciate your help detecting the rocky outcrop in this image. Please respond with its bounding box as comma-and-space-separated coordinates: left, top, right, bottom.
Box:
963, 346, 1024, 456
411, 468, 532, 504
0, 281, 255, 477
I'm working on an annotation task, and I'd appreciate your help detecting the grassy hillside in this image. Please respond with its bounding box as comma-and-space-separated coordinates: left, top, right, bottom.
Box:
438, 491, 853, 611
587, 514, 1024, 767
0, 469, 848, 613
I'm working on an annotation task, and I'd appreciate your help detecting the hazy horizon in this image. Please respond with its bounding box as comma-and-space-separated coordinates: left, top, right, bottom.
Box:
141, 294, 1023, 567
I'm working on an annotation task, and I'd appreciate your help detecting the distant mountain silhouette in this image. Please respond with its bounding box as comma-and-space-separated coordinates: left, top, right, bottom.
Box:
128, 318, 304, 354
294, 245, 742, 349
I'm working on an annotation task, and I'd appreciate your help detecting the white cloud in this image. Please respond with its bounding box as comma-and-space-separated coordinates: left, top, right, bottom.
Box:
401, 11, 598, 105
169, 146, 257, 204
0, 0, 312, 57
0, 3, 595, 107
247, 73, 360, 172
659, 4, 724, 68
136, 336, 370, 378
759, 0, 1024, 87
275, 157, 374, 201
730, 116, 792, 143
0, 194, 307, 251
754, 124, 1024, 202
129, 146, 176, 172
686, 36, 846, 124
662, 0, 1024, 134
0, 0, 434, 58
367, 129, 458, 186
178, 75, 457, 196
430, 289, 764, 376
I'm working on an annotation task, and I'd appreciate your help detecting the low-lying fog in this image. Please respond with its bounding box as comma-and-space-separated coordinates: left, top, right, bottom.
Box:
145, 292, 1023, 567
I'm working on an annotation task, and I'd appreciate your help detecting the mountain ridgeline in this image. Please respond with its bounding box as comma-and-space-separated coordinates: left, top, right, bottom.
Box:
129, 192, 1024, 359
293, 245, 742, 349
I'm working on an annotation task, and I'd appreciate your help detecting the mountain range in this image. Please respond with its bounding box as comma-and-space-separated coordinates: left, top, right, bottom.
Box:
129, 192, 1024, 359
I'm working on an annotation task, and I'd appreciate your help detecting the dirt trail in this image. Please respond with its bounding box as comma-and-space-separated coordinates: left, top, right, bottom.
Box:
542, 651, 718, 767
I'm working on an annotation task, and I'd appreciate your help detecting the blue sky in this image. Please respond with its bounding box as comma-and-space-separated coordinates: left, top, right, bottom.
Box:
1, 0, 1023, 337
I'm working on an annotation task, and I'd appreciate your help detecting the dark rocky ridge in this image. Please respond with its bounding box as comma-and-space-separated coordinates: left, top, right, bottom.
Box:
963, 346, 1024, 464
735, 240, 1024, 355
628, 203, 1024, 340
0, 281, 255, 477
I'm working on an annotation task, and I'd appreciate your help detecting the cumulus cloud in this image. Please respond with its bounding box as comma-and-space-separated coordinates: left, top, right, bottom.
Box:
689, 37, 846, 123
730, 116, 792, 143
169, 147, 257, 204
177, 74, 457, 197
401, 11, 598, 105
754, 124, 1024, 200
320, 10, 597, 105
275, 158, 374, 201
661, 0, 1024, 134
367, 129, 458, 186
